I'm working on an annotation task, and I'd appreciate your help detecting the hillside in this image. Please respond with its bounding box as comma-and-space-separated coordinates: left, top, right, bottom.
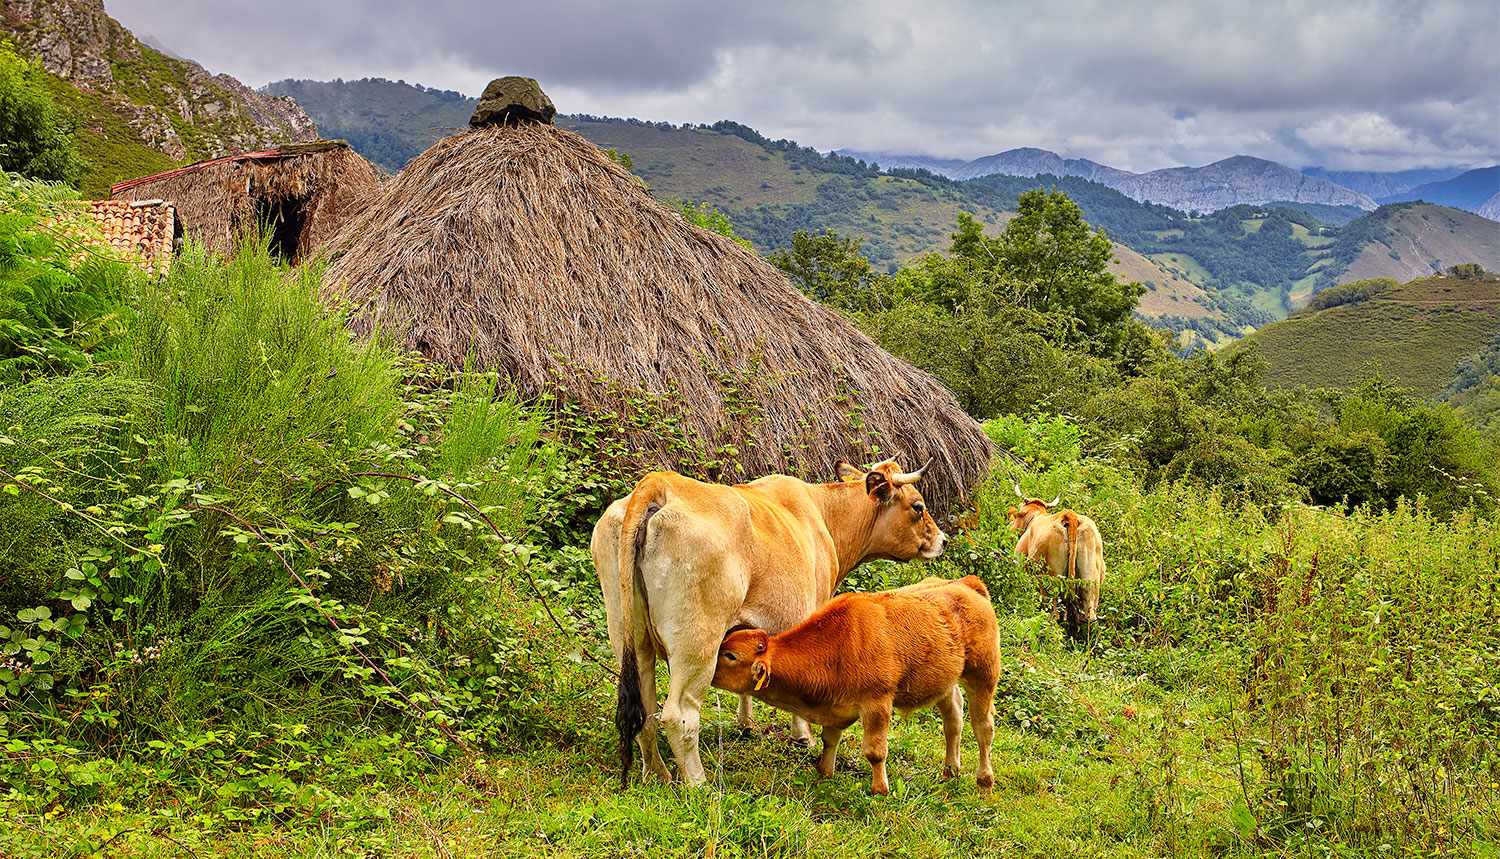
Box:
2, 0, 317, 195
1324, 203, 1500, 285
1232, 269, 1500, 396
267, 77, 1214, 325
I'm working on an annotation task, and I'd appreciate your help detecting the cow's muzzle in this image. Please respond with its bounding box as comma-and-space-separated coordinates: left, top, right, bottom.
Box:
920, 529, 947, 560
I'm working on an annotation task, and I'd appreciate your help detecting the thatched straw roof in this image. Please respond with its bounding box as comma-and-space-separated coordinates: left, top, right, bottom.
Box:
321, 120, 994, 511
110, 141, 381, 264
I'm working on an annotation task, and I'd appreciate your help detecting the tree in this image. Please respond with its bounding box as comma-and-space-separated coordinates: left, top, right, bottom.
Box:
0, 44, 82, 186
677, 201, 753, 250
954, 191, 1146, 357
768, 229, 880, 309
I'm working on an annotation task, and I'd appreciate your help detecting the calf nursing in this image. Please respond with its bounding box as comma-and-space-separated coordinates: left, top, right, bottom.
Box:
712, 576, 999, 795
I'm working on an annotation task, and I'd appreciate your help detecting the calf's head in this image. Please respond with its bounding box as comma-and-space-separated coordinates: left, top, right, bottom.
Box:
1006, 482, 1060, 533
713, 628, 771, 693
837, 459, 946, 560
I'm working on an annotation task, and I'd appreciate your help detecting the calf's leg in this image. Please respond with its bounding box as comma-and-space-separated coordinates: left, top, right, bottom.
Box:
816, 724, 844, 777
937, 685, 963, 779
790, 715, 814, 747
964, 675, 996, 789
736, 694, 755, 732
860, 701, 893, 795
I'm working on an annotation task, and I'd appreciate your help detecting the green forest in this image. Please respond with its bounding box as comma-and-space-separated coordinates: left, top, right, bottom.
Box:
3, 49, 1500, 858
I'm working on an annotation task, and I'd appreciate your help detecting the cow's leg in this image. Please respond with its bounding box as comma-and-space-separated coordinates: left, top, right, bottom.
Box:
816, 724, 844, 778
790, 715, 814, 747
632, 642, 670, 782
964, 675, 996, 789
736, 694, 755, 732
657, 643, 717, 787
937, 685, 964, 779
860, 701, 893, 795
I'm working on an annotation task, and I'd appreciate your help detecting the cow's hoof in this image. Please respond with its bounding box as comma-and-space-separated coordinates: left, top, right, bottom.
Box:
976, 773, 994, 789
942, 764, 958, 780
790, 735, 813, 749
870, 783, 890, 796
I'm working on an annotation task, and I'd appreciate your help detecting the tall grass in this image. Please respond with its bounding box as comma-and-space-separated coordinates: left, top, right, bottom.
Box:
124, 238, 401, 495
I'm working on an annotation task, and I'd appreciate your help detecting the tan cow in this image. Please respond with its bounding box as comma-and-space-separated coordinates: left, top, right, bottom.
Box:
596, 460, 945, 787
1006, 484, 1105, 635
712, 575, 999, 795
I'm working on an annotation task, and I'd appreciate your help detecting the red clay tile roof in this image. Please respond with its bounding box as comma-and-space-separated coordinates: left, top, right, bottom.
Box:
75, 200, 178, 273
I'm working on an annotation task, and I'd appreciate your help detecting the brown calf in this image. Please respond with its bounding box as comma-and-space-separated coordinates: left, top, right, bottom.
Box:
712, 575, 999, 795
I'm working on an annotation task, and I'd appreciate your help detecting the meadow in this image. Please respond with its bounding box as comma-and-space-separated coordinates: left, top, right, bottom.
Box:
1, 173, 1498, 858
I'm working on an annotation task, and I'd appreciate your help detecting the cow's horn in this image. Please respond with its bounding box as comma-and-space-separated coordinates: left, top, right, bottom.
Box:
1012, 481, 1026, 500
892, 458, 933, 485
1045, 494, 1061, 507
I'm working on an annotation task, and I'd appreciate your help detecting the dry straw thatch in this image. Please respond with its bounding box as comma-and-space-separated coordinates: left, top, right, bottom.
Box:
321, 120, 994, 511
111, 141, 381, 263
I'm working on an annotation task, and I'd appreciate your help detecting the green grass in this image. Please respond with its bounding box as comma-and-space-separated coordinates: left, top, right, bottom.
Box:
1148, 252, 1212, 285
1234, 271, 1500, 396
6, 651, 1250, 857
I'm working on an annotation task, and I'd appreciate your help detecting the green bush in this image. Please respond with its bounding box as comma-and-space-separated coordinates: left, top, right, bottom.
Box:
0, 174, 137, 380
0, 44, 83, 184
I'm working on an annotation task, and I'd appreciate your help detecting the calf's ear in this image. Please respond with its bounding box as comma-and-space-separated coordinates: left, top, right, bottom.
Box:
865, 470, 893, 503
750, 660, 770, 690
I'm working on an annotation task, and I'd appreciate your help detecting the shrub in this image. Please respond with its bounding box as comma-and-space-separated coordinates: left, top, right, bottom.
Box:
0, 173, 136, 380
0, 44, 83, 184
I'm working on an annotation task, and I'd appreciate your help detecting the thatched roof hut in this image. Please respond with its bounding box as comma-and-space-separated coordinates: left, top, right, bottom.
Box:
110, 141, 380, 264
321, 79, 993, 511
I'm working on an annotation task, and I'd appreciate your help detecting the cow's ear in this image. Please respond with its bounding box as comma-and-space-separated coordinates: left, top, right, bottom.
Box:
836, 460, 863, 482
866, 470, 893, 503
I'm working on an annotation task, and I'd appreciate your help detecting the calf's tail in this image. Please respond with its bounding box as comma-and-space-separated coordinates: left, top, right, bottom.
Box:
615, 484, 662, 788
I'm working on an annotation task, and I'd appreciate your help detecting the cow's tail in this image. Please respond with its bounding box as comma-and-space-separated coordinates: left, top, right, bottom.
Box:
1062, 511, 1079, 587
615, 479, 664, 788
1061, 511, 1081, 630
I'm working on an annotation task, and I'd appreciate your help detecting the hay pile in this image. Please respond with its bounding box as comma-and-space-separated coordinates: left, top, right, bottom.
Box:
321, 109, 993, 510
111, 141, 381, 263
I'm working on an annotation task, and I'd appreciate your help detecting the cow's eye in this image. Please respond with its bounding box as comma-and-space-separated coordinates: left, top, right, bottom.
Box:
723, 651, 738, 662
913, 502, 925, 514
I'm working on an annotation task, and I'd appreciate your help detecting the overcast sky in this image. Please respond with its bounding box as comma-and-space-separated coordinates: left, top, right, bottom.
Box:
107, 0, 1499, 172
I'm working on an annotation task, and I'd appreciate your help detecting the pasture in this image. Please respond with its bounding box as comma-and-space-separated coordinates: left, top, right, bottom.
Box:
1, 172, 1497, 859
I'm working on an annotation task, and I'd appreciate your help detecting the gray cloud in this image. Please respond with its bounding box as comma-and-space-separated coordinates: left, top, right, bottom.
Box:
105, 0, 1500, 171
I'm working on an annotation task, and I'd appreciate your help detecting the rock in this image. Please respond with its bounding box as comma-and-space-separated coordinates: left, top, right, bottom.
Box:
470, 77, 555, 127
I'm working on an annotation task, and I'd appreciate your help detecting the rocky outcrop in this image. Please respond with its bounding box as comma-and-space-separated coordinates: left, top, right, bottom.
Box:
1477, 191, 1500, 223
1114, 156, 1377, 213
1, 0, 317, 161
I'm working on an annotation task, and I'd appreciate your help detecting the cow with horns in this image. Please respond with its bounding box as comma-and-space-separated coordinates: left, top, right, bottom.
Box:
594, 459, 946, 787
1006, 484, 1106, 636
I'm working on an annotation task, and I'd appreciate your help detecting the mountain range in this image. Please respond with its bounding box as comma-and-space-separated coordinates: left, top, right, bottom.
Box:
847, 148, 1500, 219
